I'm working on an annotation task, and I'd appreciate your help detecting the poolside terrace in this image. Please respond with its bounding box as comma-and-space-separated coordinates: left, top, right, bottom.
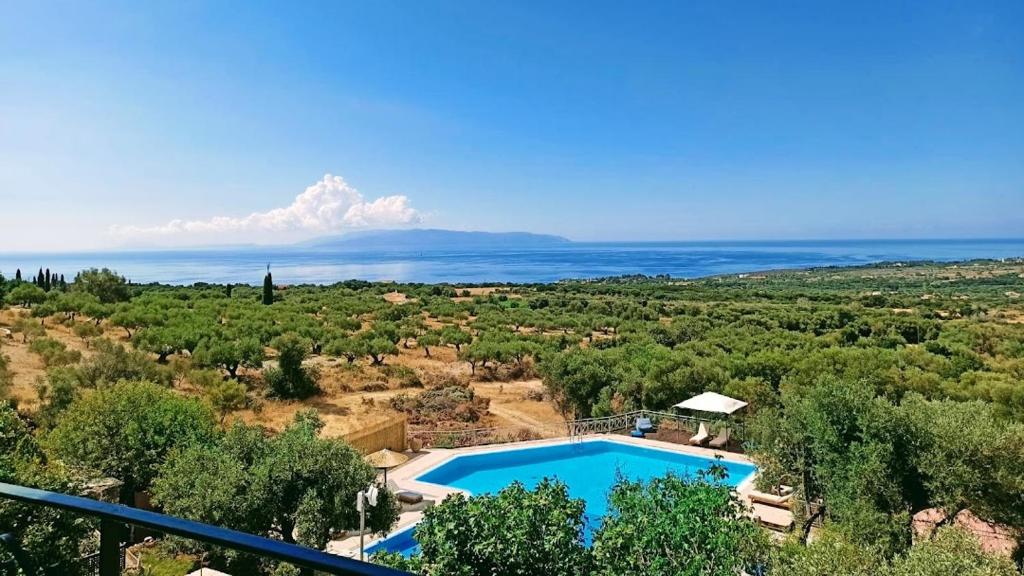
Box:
329, 432, 791, 558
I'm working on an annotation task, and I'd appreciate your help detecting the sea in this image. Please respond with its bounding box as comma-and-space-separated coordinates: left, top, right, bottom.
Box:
2, 239, 1023, 286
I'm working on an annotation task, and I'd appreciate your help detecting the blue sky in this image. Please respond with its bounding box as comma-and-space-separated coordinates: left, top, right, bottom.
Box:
1, 1, 1022, 250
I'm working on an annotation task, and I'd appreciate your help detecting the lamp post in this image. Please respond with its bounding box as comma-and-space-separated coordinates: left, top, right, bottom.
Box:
356, 485, 379, 562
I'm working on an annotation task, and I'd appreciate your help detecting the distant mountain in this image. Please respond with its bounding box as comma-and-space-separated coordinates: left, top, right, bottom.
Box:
300, 229, 572, 251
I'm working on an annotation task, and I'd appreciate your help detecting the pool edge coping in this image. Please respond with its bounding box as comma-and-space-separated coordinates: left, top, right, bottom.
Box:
346, 433, 759, 556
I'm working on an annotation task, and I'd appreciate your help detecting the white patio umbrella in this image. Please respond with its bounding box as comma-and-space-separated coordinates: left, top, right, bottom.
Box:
672, 392, 748, 415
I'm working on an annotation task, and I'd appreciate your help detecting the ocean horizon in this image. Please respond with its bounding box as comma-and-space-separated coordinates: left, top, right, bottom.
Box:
2, 238, 1023, 286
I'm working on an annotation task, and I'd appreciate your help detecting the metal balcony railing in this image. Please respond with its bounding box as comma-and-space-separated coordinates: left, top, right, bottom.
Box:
0, 482, 412, 576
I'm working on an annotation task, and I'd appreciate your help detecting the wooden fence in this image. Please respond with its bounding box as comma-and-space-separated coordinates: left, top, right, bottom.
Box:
343, 416, 408, 454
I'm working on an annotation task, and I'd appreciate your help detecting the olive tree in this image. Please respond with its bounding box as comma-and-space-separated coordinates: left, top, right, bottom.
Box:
5, 283, 46, 308
265, 334, 319, 399
154, 411, 398, 561
46, 380, 218, 501
72, 268, 129, 304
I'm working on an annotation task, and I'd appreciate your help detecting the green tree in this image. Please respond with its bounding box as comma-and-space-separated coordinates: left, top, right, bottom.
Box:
540, 346, 617, 418
34, 367, 81, 430
0, 402, 93, 576
591, 471, 767, 576
204, 378, 248, 423
263, 270, 274, 305
154, 411, 398, 558
889, 526, 1018, 576
360, 334, 399, 366
417, 330, 441, 358
72, 320, 102, 344
398, 316, 426, 348
324, 336, 366, 364
194, 337, 265, 378
47, 380, 218, 501
770, 529, 884, 576
6, 283, 46, 308
72, 268, 129, 304
265, 334, 319, 399
902, 395, 1024, 527
748, 377, 914, 553
379, 479, 591, 576
439, 325, 471, 352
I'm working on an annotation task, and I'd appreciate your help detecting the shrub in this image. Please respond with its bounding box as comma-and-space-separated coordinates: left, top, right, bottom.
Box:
592, 470, 768, 576
72, 321, 103, 343
419, 368, 470, 389
378, 479, 590, 576
0, 353, 11, 397
264, 335, 319, 399
390, 385, 489, 425
29, 337, 82, 367
75, 338, 172, 387
47, 380, 218, 498
381, 364, 422, 388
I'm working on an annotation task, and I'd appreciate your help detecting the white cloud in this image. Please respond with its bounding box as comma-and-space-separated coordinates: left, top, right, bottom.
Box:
109, 174, 421, 242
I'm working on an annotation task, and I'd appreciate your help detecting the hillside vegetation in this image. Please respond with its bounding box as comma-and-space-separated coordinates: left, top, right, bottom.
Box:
1, 260, 1023, 573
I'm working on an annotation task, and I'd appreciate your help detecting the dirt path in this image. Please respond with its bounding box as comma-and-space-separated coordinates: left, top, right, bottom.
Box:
471, 379, 564, 434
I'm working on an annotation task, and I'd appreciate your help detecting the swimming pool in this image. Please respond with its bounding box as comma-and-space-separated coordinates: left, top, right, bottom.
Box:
367, 439, 757, 557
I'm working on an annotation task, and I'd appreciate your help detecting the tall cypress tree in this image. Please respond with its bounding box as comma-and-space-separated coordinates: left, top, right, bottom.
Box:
262, 267, 274, 305
59, 274, 67, 291
37, 268, 44, 288
15, 269, 21, 282
44, 268, 51, 291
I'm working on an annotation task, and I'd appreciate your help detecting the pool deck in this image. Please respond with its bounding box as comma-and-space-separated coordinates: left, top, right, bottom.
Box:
327, 433, 783, 557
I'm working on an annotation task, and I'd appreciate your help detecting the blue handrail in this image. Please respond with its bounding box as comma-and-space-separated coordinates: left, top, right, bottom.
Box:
0, 482, 412, 576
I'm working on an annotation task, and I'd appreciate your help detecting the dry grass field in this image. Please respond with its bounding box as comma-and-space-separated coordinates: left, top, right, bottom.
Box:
0, 303, 565, 440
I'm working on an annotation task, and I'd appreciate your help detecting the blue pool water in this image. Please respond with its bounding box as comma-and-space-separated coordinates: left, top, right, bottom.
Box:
367, 440, 757, 557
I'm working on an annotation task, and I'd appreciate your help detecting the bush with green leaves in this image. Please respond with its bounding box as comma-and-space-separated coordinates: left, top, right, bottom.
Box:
203, 377, 248, 423
28, 337, 82, 367
591, 470, 768, 576
376, 479, 591, 576
154, 411, 398, 574
46, 380, 218, 500
0, 402, 93, 575
264, 334, 319, 399
771, 526, 1017, 576
0, 352, 12, 397
72, 337, 173, 387
33, 367, 82, 429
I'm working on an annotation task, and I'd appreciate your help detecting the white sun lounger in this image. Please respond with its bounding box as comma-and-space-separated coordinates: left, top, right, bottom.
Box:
688, 422, 710, 445
708, 427, 730, 449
